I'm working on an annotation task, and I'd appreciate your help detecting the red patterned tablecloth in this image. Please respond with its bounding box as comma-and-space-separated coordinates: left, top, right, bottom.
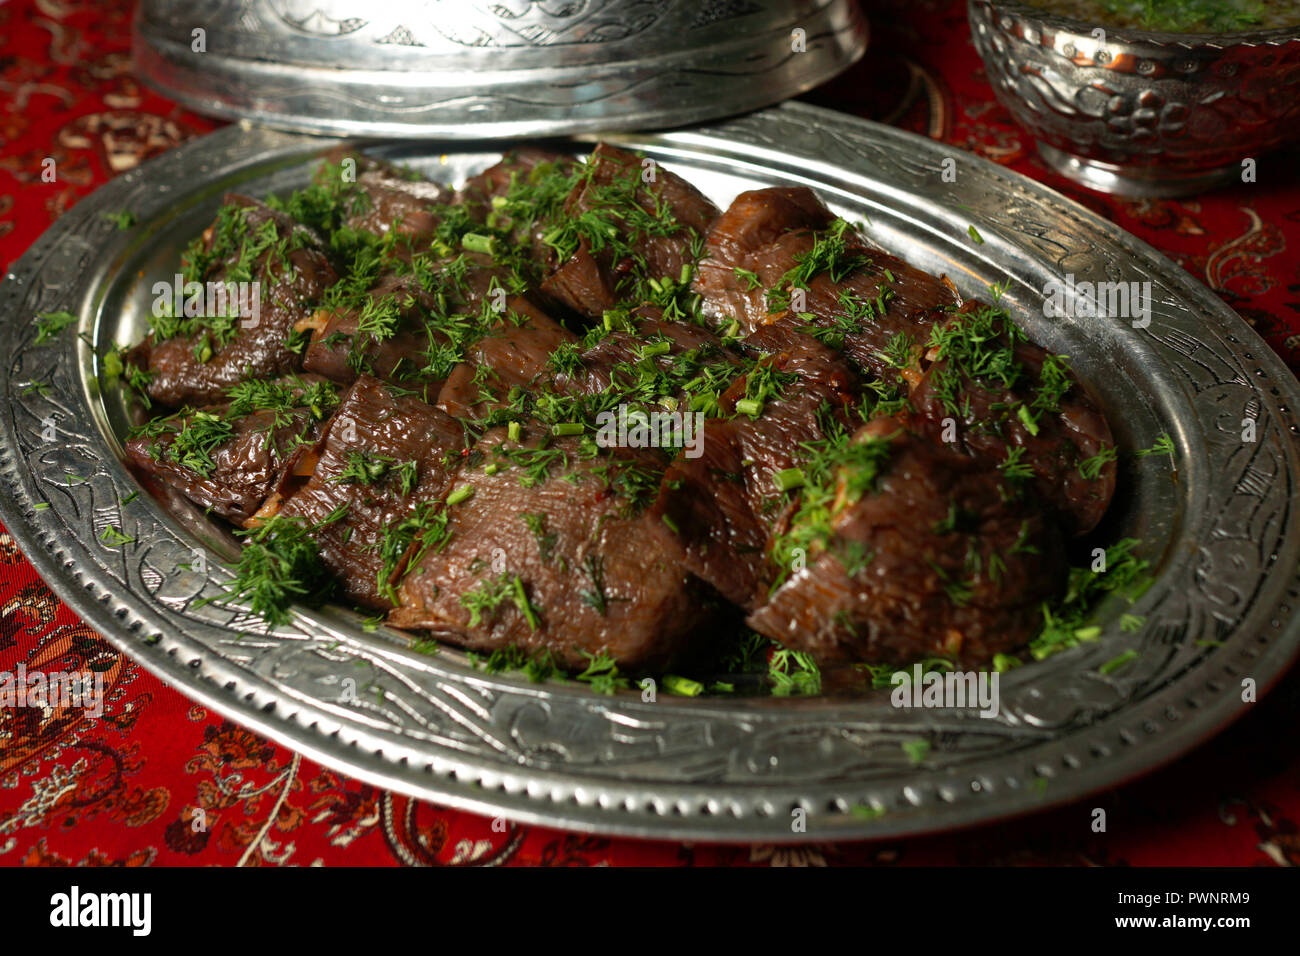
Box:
1, 0, 1297, 867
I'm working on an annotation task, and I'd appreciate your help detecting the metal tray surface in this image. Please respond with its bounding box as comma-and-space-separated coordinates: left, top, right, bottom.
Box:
2, 102, 1298, 843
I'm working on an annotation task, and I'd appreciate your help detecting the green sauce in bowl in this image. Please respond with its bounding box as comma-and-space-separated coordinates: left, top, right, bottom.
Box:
1025, 0, 1300, 32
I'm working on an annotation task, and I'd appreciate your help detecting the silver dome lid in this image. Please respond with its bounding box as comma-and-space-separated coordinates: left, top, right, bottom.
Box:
133, 0, 869, 138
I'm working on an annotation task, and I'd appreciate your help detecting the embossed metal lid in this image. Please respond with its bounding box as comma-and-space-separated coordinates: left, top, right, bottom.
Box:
132, 0, 868, 139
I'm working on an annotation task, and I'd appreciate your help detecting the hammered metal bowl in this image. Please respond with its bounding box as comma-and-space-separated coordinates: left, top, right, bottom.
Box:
132, 0, 868, 138
968, 0, 1300, 197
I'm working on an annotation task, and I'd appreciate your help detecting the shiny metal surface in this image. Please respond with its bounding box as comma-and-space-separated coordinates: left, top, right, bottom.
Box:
968, 0, 1300, 197
2, 103, 1298, 842
132, 0, 868, 138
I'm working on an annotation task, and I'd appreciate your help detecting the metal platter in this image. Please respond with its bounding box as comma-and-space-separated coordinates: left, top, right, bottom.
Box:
2, 102, 1298, 843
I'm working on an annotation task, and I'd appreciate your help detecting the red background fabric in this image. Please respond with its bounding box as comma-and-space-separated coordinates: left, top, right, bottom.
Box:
1, 0, 1297, 866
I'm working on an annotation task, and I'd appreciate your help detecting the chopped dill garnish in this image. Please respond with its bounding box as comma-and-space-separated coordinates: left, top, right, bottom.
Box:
219, 511, 343, 626
1099, 649, 1139, 675
999, 445, 1035, 483
226, 376, 338, 423
768, 647, 822, 696
575, 651, 631, 695
1028, 538, 1151, 661
468, 644, 559, 683
163, 411, 234, 477
103, 210, 138, 230
1078, 443, 1118, 479
769, 422, 896, 589
1120, 613, 1146, 633
733, 267, 762, 291
1136, 432, 1175, 458
34, 310, 77, 345
99, 525, 134, 547
457, 575, 505, 625
521, 513, 557, 563
902, 738, 931, 764
765, 219, 867, 313
1088, 0, 1270, 33
374, 501, 449, 601
332, 451, 394, 486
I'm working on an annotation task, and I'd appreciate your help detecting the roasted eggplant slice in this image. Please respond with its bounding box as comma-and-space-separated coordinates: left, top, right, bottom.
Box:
136, 196, 337, 408
693, 186, 958, 380
539, 143, 719, 321
748, 422, 1068, 667
300, 253, 516, 393
389, 430, 701, 671
313, 149, 450, 241
909, 301, 1117, 535
124, 374, 339, 523
270, 375, 468, 610
649, 327, 861, 610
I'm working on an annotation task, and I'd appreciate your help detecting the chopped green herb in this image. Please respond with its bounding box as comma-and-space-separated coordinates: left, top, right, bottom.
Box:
460, 574, 514, 627
1120, 613, 1145, 633
575, 651, 630, 696
851, 804, 886, 820
768, 647, 822, 696
34, 310, 77, 345
100, 525, 134, 547
1028, 538, 1150, 661
1099, 649, 1139, 675
764, 219, 867, 313
1078, 444, 1118, 479
733, 267, 762, 291
103, 210, 138, 230
662, 674, 704, 697
332, 451, 393, 486
511, 574, 540, 630
773, 467, 805, 492
901, 738, 931, 765
219, 512, 341, 627
992, 653, 1022, 672
1136, 432, 1176, 458
168, 411, 235, 478
446, 484, 475, 506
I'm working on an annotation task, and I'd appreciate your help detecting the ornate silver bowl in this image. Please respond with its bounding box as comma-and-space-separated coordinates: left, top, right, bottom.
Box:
132, 0, 868, 138
968, 0, 1300, 197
